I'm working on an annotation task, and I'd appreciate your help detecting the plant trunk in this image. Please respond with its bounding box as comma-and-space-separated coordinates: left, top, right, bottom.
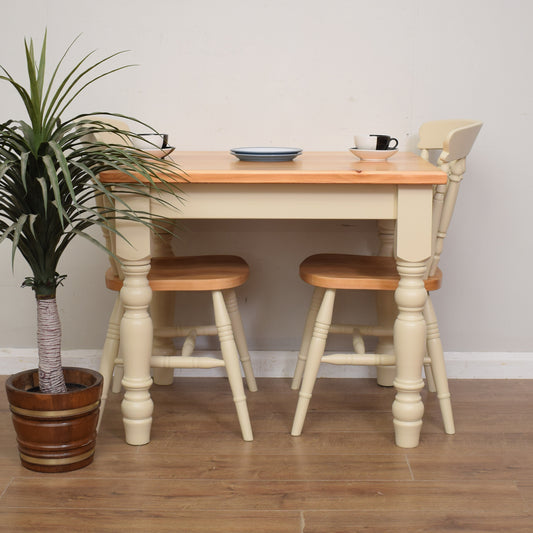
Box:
36, 295, 67, 393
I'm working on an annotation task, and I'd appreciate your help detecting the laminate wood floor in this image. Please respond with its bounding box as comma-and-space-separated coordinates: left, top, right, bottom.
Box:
0, 376, 532, 532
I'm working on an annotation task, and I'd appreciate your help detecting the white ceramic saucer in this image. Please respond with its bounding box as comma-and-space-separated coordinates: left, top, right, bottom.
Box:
349, 148, 398, 162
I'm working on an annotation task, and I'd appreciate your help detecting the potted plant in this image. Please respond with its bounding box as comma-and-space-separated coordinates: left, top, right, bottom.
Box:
0, 33, 182, 472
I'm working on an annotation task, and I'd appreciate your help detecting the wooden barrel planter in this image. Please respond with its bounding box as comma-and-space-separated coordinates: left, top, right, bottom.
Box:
5, 367, 103, 473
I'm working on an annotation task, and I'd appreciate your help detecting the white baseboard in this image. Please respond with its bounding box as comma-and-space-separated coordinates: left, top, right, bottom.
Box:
1, 349, 532, 379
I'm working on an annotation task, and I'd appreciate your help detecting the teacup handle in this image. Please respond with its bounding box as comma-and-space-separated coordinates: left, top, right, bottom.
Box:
388, 137, 398, 149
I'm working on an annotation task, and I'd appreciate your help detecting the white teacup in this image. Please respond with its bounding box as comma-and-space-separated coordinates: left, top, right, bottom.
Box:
354, 134, 398, 151
131, 133, 168, 150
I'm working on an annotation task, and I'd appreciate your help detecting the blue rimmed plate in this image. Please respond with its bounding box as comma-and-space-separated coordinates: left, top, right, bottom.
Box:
230, 147, 302, 162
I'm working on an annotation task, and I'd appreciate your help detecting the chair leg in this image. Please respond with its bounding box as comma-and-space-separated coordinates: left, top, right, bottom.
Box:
151, 291, 177, 386
375, 290, 397, 387
150, 220, 176, 386
376, 220, 397, 386
111, 365, 124, 394
424, 359, 437, 393
291, 287, 326, 390
212, 290, 253, 441
223, 289, 257, 392
98, 295, 124, 432
291, 288, 336, 436
424, 296, 455, 435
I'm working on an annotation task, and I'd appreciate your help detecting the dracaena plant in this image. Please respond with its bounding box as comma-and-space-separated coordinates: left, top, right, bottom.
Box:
0, 33, 183, 394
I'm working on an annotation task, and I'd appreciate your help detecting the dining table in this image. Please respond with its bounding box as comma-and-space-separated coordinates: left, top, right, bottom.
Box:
99, 150, 447, 448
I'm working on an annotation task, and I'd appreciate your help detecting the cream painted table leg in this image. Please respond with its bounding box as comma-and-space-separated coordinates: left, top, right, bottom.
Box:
115, 189, 154, 445
392, 260, 427, 448
391, 186, 432, 448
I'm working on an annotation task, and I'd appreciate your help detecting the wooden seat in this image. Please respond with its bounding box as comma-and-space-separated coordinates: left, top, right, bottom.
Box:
300, 254, 442, 291
291, 119, 482, 439
105, 255, 250, 292
99, 255, 257, 441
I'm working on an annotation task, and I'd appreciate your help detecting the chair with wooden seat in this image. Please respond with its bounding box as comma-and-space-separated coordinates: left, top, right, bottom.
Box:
91, 119, 257, 441
98, 254, 257, 441
290, 119, 482, 438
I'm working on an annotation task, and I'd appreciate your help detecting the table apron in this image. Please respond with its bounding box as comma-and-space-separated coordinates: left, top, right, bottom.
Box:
149, 183, 398, 220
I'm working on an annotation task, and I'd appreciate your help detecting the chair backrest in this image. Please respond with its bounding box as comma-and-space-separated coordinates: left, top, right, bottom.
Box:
418, 120, 483, 275
88, 117, 176, 280
87, 116, 134, 146
88, 117, 133, 280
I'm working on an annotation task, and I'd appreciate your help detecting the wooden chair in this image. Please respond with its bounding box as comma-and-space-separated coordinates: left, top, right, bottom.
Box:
91, 119, 257, 441
99, 255, 257, 441
290, 119, 482, 438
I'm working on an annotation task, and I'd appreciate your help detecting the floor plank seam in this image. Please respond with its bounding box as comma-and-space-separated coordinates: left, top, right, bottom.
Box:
0, 478, 14, 501
404, 454, 415, 480
299, 510, 305, 532
514, 480, 533, 513
0, 506, 302, 512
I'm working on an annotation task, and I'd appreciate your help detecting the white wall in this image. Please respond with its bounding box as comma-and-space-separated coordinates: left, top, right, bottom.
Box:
0, 1, 532, 366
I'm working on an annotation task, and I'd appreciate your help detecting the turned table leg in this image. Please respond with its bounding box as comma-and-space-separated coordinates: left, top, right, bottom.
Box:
114, 187, 155, 446
119, 259, 154, 445
392, 185, 433, 448
392, 260, 427, 448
